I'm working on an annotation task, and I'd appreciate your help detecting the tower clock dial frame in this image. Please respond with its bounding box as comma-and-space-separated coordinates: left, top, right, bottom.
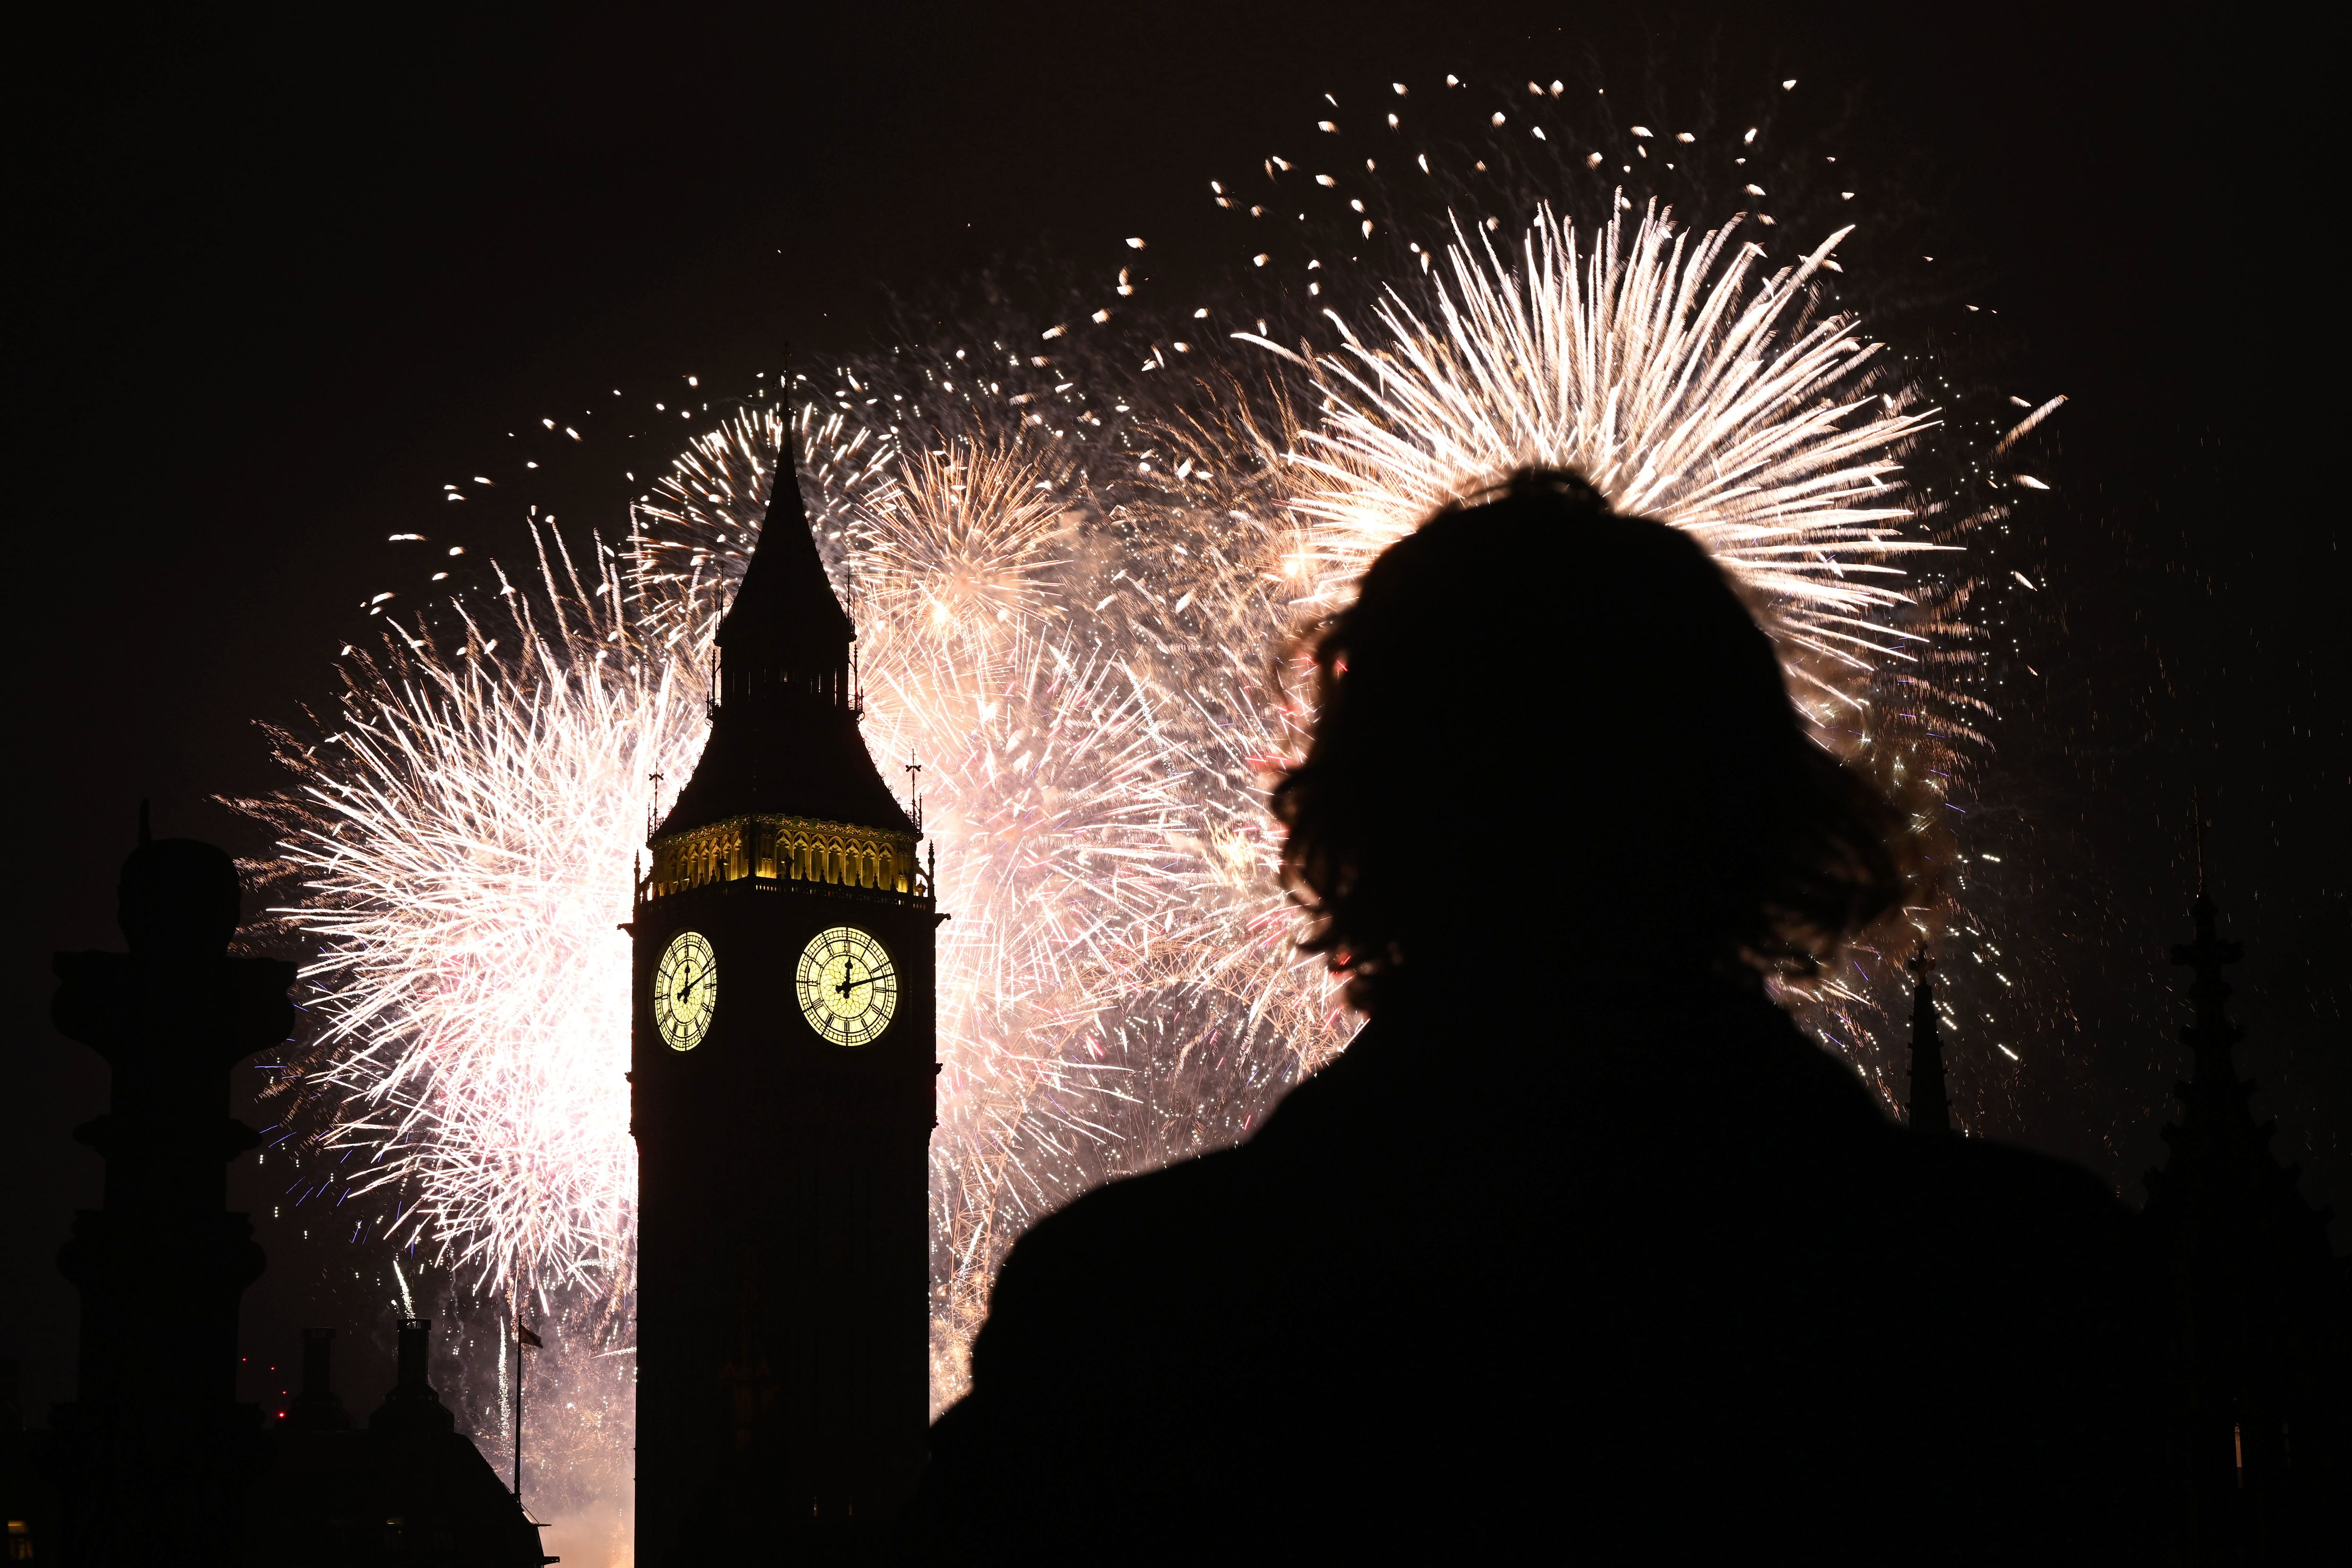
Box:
795, 925, 898, 1046
652, 929, 717, 1051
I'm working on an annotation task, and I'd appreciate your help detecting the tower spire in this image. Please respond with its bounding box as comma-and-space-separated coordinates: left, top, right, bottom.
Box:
1904, 947, 1952, 1135
653, 437, 910, 839
712, 440, 854, 669
2172, 875, 2243, 1090
2191, 785, 2207, 896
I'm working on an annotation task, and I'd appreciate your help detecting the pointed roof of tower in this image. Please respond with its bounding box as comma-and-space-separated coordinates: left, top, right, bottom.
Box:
654, 445, 913, 839
714, 445, 854, 660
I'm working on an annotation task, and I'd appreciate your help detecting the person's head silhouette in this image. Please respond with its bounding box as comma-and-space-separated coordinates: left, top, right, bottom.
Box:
1273, 469, 1906, 1008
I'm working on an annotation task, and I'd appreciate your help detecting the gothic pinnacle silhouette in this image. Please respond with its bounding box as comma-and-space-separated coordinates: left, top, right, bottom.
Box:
1904, 948, 1953, 1136
2140, 818, 2344, 1559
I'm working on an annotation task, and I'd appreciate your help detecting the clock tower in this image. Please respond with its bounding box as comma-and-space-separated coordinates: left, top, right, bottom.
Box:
628, 449, 936, 1565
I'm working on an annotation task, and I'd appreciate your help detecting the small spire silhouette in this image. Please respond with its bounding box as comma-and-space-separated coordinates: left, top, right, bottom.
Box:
2190, 786, 2207, 896
1905, 946, 1953, 1135
2169, 798, 2245, 1090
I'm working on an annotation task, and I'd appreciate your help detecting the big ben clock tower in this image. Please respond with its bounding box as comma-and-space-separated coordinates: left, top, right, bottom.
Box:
628, 448, 936, 1565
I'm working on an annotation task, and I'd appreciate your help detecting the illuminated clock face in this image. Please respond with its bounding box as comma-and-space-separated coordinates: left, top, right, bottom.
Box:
652, 930, 717, 1051
795, 926, 898, 1046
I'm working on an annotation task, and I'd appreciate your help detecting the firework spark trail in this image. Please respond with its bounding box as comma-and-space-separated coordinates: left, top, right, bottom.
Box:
1237, 203, 1941, 710
247, 530, 695, 1296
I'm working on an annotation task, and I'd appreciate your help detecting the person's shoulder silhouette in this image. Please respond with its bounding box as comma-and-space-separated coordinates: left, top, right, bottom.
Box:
899, 473, 2163, 1564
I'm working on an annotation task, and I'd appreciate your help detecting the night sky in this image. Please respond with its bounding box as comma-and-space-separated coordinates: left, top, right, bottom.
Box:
8, 0, 2342, 1435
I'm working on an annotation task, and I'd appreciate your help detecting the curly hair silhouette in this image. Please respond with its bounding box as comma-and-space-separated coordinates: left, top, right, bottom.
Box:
1273, 470, 1905, 1007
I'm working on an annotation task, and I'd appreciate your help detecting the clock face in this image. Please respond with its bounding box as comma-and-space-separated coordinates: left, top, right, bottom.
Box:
653, 930, 717, 1051
795, 926, 898, 1046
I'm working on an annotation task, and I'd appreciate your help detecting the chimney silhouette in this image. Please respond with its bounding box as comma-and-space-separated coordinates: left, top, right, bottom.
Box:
285, 1328, 352, 1432
370, 1318, 454, 1434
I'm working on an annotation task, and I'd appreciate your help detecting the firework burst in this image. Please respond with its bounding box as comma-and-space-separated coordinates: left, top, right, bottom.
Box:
1241, 202, 1941, 716
246, 531, 695, 1297
628, 398, 899, 655
859, 436, 1078, 654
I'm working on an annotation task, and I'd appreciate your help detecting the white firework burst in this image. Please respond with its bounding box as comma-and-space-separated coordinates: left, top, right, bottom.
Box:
1239, 202, 1942, 720
250, 531, 696, 1295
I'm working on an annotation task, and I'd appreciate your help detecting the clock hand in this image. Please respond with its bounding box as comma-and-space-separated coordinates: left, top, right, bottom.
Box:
837, 968, 895, 994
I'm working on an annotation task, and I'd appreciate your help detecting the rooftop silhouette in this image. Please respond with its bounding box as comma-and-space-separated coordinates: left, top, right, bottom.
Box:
241, 1317, 555, 1567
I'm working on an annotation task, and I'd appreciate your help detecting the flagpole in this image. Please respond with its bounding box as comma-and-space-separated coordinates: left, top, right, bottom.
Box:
514, 1312, 525, 1506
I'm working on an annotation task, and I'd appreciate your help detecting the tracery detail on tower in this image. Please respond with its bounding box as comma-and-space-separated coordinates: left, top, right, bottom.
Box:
643, 813, 927, 901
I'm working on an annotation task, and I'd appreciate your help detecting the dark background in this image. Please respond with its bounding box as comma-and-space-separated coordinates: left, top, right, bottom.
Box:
7, 0, 2342, 1425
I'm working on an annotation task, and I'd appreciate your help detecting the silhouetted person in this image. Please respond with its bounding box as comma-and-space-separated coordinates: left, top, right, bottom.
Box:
899, 474, 2164, 1563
